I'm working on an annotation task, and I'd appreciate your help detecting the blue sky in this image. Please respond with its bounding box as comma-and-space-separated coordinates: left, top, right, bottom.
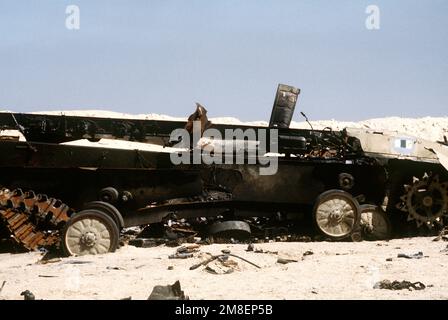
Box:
0, 0, 447, 121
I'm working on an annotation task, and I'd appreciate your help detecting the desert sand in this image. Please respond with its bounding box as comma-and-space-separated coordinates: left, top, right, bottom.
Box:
0, 237, 447, 300
0, 110, 447, 300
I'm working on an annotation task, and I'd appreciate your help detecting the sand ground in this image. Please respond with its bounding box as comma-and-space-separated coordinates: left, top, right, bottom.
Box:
0, 237, 447, 300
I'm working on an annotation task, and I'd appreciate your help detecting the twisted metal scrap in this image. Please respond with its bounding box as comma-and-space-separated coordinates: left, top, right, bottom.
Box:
374, 280, 426, 291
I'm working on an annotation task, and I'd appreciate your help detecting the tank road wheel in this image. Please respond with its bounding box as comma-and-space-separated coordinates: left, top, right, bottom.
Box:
313, 190, 360, 240
360, 204, 392, 240
208, 220, 251, 241
83, 201, 124, 229
61, 209, 119, 256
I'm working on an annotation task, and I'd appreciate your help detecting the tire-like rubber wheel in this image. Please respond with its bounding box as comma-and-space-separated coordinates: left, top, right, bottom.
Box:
360, 204, 392, 240
61, 209, 120, 256
208, 220, 251, 240
83, 201, 124, 229
313, 189, 360, 240
98, 187, 119, 204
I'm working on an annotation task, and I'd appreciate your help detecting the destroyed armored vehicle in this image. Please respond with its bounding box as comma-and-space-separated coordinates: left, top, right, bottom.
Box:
0, 84, 447, 256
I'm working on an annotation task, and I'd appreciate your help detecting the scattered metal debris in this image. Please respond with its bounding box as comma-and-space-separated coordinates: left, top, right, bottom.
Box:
245, 242, 281, 254
220, 256, 238, 267
189, 249, 260, 271
128, 238, 167, 248
277, 258, 298, 264
21, 290, 35, 300
433, 227, 448, 242
190, 254, 220, 270
148, 280, 189, 300
397, 252, 424, 259
374, 280, 426, 291
297, 236, 312, 242
177, 244, 200, 253
169, 253, 194, 259
223, 250, 261, 269
0, 281, 5, 295
38, 249, 64, 264
254, 248, 278, 254
165, 235, 197, 247
38, 257, 62, 265
205, 263, 235, 274
122, 226, 141, 236
169, 245, 199, 259
106, 266, 126, 270
205, 255, 239, 274
63, 260, 93, 265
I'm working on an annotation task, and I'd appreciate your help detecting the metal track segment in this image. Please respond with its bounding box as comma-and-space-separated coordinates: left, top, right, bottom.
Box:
0, 187, 72, 250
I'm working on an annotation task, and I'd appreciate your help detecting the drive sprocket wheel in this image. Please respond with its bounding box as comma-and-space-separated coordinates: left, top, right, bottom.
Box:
397, 173, 448, 229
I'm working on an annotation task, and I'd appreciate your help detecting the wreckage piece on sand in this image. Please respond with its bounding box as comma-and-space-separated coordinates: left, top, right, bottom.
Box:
148, 280, 189, 300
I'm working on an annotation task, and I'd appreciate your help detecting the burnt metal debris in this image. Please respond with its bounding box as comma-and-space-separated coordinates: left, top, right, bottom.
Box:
0, 281, 5, 295
189, 249, 260, 272
397, 251, 425, 259
0, 83, 447, 255
433, 227, 448, 241
277, 258, 298, 264
374, 280, 426, 291
20, 290, 36, 300
148, 280, 189, 300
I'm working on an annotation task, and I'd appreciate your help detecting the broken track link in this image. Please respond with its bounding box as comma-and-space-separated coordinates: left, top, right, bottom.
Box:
0, 187, 73, 251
